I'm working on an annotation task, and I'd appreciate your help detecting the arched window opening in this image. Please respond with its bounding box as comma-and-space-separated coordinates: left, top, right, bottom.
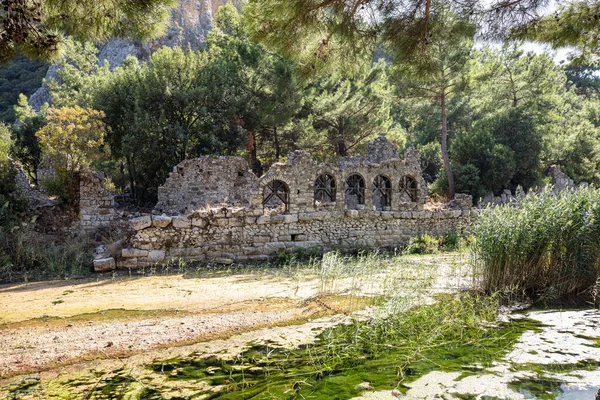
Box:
314, 174, 336, 203
399, 176, 419, 202
373, 175, 392, 211
345, 174, 365, 210
263, 180, 289, 214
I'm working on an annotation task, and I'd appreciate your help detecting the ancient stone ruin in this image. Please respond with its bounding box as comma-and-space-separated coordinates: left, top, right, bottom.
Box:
79, 169, 116, 231
93, 137, 476, 271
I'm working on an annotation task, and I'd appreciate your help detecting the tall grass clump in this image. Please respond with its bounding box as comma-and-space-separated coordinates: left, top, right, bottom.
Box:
471, 186, 600, 303
0, 227, 93, 283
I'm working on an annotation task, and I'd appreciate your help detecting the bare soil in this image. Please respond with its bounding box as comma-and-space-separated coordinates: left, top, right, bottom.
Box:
0, 253, 468, 384
0, 270, 330, 379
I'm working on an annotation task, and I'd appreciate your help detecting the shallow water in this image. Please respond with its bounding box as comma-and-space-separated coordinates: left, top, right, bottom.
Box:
3, 307, 600, 399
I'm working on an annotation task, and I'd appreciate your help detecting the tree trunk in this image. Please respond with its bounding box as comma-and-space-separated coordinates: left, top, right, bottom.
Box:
273, 126, 281, 161
441, 90, 455, 200
249, 132, 263, 176
336, 124, 347, 157
126, 155, 137, 202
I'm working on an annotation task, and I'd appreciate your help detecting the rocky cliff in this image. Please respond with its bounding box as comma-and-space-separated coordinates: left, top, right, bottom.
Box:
29, 0, 241, 110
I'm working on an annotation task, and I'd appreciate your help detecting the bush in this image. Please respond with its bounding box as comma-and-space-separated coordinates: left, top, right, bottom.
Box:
0, 123, 28, 229
405, 234, 440, 254
471, 187, 600, 304
0, 227, 93, 283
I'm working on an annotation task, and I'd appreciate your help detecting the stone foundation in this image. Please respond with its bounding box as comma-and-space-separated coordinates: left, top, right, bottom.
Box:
114, 207, 476, 268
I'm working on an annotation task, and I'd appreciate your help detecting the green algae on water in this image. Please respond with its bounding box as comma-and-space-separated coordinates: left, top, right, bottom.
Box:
139, 298, 542, 399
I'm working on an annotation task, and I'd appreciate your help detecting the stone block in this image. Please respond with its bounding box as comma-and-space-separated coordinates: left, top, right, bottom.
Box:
94, 257, 116, 272
148, 250, 166, 262
246, 255, 270, 262
243, 247, 262, 256
264, 242, 286, 253
172, 216, 192, 228
192, 217, 207, 228
216, 218, 230, 227
256, 215, 270, 225
283, 214, 298, 224
152, 215, 172, 228
381, 211, 394, 220
270, 215, 285, 224
278, 235, 292, 242
253, 235, 271, 244
130, 215, 152, 230
169, 248, 204, 257
345, 210, 359, 218
119, 258, 139, 269
94, 245, 110, 260
215, 257, 234, 265
122, 248, 149, 258
298, 212, 314, 222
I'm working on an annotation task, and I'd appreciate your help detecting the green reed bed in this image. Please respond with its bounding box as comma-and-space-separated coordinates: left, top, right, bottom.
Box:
471, 186, 600, 304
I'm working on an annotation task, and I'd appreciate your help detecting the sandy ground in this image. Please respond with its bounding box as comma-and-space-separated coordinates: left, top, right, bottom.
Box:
0, 253, 469, 386
0, 270, 328, 379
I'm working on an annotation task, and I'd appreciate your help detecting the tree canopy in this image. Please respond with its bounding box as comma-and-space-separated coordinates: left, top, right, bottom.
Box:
0, 0, 176, 63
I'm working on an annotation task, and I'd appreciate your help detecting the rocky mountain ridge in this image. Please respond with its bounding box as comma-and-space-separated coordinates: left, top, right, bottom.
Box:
29, 0, 240, 111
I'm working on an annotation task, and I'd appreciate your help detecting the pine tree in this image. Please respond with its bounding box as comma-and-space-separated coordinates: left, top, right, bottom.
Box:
0, 0, 176, 63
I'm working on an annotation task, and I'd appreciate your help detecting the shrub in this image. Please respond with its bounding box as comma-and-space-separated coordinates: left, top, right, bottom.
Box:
405, 234, 440, 254
0, 123, 28, 229
36, 106, 108, 208
0, 227, 93, 283
471, 187, 600, 304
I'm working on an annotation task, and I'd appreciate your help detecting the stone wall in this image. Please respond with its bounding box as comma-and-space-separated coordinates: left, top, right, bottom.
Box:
155, 156, 259, 215
79, 169, 116, 231
91, 137, 477, 271
155, 137, 428, 217
114, 207, 476, 268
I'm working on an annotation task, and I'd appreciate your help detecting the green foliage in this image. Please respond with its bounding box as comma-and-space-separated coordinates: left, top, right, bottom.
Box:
405, 234, 440, 255
566, 62, 600, 99
0, 122, 27, 229
0, 0, 176, 63
417, 142, 443, 183
471, 45, 565, 114
542, 92, 600, 186
11, 94, 46, 183
298, 60, 402, 160
518, 1, 600, 63
471, 187, 600, 304
0, 54, 48, 122
36, 106, 108, 206
452, 124, 515, 199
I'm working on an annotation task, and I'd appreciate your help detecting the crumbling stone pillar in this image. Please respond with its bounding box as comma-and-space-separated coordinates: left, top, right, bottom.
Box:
79, 169, 115, 231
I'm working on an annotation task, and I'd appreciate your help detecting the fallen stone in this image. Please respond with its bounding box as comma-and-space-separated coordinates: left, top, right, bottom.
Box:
121, 248, 149, 258
147, 250, 166, 262
93, 257, 116, 272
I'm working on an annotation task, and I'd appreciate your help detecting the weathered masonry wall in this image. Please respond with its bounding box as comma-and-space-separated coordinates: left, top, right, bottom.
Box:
93, 137, 475, 271
155, 157, 259, 214
117, 208, 476, 268
79, 169, 116, 231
